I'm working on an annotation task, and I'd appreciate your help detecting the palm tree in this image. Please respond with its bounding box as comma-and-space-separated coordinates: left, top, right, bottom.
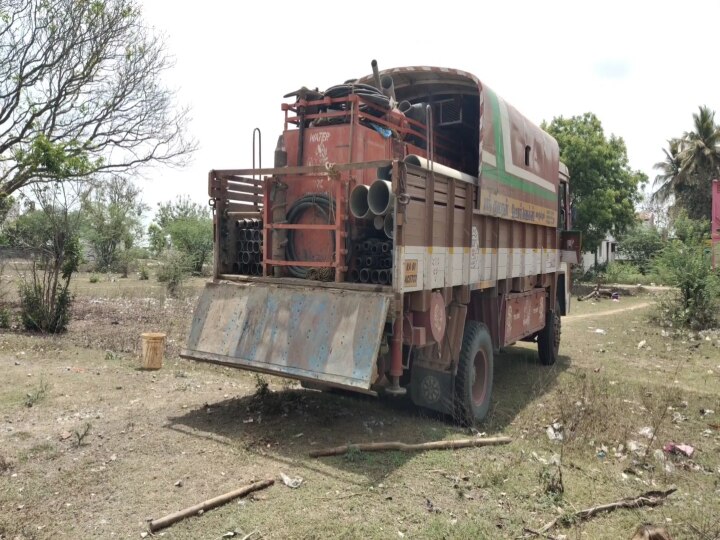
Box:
652, 106, 720, 220
679, 105, 720, 180
652, 138, 684, 203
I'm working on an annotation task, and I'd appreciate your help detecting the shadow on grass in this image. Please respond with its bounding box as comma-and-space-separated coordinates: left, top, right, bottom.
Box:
165, 347, 569, 482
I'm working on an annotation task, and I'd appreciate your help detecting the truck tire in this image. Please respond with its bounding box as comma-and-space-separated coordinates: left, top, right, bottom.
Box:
538, 309, 560, 365
454, 321, 494, 425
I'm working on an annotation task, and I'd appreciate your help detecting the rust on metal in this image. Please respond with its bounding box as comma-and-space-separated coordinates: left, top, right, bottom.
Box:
182, 281, 391, 390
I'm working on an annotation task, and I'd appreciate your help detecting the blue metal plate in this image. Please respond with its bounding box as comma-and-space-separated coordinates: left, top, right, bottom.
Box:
182, 281, 391, 390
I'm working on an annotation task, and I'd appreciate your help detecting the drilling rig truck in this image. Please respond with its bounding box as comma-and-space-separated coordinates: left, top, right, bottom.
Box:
182, 62, 581, 423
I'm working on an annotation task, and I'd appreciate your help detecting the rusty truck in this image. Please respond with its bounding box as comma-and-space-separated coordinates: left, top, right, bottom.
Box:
182, 62, 581, 423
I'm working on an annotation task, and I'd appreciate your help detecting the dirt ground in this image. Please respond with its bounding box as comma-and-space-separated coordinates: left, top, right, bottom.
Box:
1, 274, 720, 539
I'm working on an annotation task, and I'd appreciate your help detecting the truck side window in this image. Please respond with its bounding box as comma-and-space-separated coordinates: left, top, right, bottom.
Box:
558, 181, 567, 230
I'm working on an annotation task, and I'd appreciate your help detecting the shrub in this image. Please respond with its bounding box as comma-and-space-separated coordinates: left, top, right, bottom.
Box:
0, 307, 10, 329
604, 262, 658, 285
617, 226, 664, 274
156, 250, 189, 297
19, 280, 73, 333
89, 273, 100, 283
138, 265, 149, 280
652, 215, 719, 329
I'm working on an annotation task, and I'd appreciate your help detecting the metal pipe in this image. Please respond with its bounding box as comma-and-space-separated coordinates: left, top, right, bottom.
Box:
378, 269, 389, 285
364, 256, 374, 267
368, 180, 394, 216
381, 242, 390, 253
377, 164, 392, 181
371, 269, 380, 283
350, 184, 371, 219
384, 213, 394, 239
359, 268, 370, 283
373, 215, 384, 230
380, 74, 396, 102
371, 59, 382, 91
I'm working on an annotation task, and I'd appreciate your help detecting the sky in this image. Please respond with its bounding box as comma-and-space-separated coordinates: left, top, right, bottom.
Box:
138, 0, 720, 213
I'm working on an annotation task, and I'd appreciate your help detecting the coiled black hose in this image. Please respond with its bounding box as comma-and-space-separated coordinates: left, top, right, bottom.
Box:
285, 194, 336, 279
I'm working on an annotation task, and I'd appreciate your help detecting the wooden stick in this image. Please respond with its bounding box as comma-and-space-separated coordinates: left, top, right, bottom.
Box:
309, 436, 511, 458
149, 479, 274, 532
534, 488, 677, 534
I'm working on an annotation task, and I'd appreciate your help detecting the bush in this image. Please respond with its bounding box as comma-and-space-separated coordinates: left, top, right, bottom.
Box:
604, 262, 658, 285
138, 265, 149, 280
0, 307, 10, 329
652, 215, 720, 329
617, 226, 664, 274
156, 250, 190, 297
89, 274, 100, 283
19, 280, 73, 333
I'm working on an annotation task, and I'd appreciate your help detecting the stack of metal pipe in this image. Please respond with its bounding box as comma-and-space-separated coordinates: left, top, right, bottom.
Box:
234, 218, 263, 275
348, 239, 393, 285
349, 175, 394, 240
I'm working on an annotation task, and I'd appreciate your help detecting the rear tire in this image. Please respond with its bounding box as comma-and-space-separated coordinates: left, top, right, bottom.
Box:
538, 309, 560, 365
454, 321, 494, 425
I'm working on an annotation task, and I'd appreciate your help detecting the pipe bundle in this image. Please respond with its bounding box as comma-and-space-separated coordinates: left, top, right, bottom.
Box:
234, 218, 263, 275
348, 239, 393, 285
350, 178, 394, 240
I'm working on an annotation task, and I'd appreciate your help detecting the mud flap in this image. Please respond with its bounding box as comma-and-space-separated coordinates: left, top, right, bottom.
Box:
181, 281, 391, 391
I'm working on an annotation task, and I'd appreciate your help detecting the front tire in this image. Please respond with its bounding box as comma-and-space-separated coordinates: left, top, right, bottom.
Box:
538, 309, 561, 365
454, 321, 494, 425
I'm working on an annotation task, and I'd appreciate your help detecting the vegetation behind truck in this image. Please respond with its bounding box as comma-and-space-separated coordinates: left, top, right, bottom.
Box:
182, 62, 581, 423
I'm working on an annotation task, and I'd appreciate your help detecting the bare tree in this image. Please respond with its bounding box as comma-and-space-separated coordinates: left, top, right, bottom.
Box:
0, 0, 196, 199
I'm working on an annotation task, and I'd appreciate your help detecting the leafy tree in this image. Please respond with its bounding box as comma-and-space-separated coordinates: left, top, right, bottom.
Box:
9, 182, 87, 332
542, 113, 646, 252
652, 106, 720, 221
166, 217, 212, 274
82, 176, 146, 271
150, 196, 212, 274
617, 225, 664, 274
0, 0, 195, 202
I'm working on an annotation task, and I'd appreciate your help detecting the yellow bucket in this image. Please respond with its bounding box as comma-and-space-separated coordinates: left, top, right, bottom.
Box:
141, 332, 166, 370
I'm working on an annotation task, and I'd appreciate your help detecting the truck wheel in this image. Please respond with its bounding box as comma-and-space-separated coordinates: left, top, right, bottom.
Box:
454, 321, 494, 425
538, 309, 561, 365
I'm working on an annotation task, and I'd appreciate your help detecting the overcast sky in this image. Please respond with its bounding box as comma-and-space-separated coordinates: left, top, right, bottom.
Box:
139, 0, 720, 212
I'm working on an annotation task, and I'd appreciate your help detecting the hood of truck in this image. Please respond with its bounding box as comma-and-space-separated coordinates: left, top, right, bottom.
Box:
181, 280, 392, 391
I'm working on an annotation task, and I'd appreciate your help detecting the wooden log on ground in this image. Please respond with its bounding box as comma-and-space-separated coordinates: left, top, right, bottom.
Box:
526, 487, 677, 536
309, 436, 511, 458
149, 479, 274, 532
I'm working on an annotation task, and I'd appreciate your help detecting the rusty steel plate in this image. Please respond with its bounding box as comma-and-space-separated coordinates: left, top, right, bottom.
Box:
182, 281, 391, 390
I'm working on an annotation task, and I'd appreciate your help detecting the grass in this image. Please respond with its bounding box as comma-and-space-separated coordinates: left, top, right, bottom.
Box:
0, 283, 718, 539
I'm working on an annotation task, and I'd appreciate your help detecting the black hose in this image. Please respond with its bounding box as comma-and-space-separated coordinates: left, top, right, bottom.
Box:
285, 194, 336, 279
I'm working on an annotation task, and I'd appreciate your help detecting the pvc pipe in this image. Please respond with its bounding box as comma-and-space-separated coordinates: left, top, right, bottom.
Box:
368, 180, 394, 216
405, 154, 477, 184
350, 184, 371, 219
